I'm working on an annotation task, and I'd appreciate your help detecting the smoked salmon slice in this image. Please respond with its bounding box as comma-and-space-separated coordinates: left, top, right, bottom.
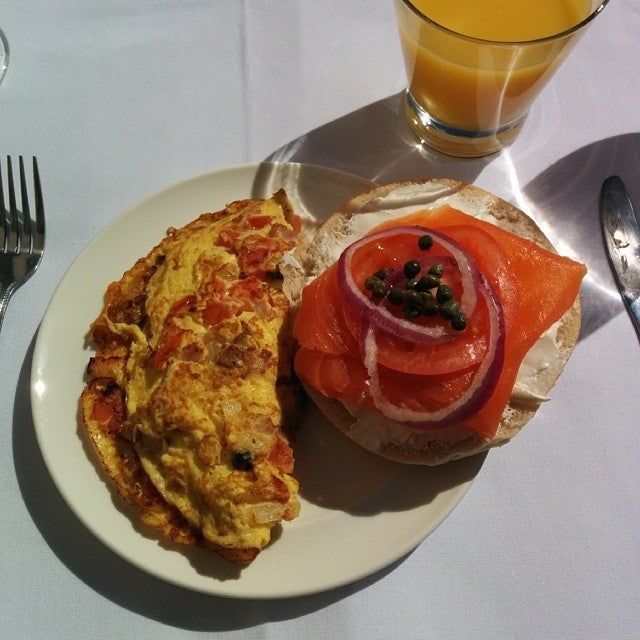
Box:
293, 206, 586, 439
293, 264, 359, 356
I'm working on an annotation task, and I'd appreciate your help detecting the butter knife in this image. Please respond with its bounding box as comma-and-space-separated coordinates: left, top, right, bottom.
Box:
600, 175, 640, 338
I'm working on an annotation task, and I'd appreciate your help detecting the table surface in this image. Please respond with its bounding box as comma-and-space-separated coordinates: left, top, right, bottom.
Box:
1, 1, 639, 639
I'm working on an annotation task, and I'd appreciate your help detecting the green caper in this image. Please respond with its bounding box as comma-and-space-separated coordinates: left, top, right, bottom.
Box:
373, 268, 391, 281
364, 276, 381, 291
405, 278, 418, 290
418, 234, 433, 251
419, 291, 433, 304
371, 282, 389, 299
416, 274, 440, 291
436, 283, 455, 302
421, 300, 439, 316
451, 313, 468, 331
403, 260, 421, 279
404, 306, 420, 319
387, 287, 405, 306
440, 299, 461, 319
428, 263, 444, 278
403, 290, 422, 307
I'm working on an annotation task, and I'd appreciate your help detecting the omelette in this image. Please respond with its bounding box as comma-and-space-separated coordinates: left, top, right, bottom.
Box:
81, 190, 302, 563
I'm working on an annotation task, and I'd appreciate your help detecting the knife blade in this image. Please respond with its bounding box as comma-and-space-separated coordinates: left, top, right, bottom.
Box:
600, 175, 640, 339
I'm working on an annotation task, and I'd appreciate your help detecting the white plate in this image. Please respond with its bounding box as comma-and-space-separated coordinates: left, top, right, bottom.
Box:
31, 162, 483, 599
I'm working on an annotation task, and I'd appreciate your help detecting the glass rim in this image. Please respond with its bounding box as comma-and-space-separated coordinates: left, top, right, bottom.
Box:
397, 0, 611, 46
0, 28, 9, 80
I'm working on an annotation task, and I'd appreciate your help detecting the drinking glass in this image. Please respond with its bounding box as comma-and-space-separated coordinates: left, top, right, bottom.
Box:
0, 28, 8, 84
393, 0, 610, 157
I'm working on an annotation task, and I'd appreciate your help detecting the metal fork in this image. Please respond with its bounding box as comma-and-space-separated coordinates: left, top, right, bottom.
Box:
0, 156, 45, 333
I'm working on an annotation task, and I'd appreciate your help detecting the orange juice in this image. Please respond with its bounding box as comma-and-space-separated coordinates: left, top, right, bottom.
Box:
407, 0, 592, 42
394, 0, 598, 155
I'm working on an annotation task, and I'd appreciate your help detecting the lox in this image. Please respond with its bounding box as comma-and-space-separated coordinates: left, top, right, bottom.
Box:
289, 179, 586, 466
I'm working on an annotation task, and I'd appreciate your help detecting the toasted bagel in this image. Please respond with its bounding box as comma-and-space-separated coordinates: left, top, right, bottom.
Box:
289, 179, 583, 465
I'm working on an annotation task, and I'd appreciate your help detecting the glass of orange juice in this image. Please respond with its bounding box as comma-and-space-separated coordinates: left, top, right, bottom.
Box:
394, 0, 610, 157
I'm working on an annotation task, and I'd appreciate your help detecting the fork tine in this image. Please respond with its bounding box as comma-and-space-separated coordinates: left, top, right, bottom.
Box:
6, 156, 19, 253
32, 157, 45, 251
0, 154, 45, 334
0, 159, 6, 251
19, 156, 32, 252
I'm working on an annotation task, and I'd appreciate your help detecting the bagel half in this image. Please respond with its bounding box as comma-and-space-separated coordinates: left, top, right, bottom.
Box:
286, 179, 583, 465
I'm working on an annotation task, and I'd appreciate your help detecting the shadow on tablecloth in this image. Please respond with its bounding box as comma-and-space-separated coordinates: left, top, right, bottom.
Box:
520, 132, 640, 340
266, 92, 640, 340
266, 91, 490, 186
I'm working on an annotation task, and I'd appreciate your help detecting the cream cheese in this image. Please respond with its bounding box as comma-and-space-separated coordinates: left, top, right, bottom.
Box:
511, 320, 560, 403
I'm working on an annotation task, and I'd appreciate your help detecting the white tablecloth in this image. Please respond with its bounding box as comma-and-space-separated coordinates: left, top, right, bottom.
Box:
1, 1, 639, 638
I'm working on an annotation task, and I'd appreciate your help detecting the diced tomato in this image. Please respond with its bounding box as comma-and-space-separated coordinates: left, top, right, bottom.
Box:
91, 398, 114, 422
90, 392, 125, 435
267, 437, 295, 473
270, 475, 291, 503
216, 228, 240, 251
240, 246, 270, 272
248, 215, 272, 229
151, 323, 187, 370
169, 294, 197, 317
228, 276, 266, 303
202, 302, 232, 326
286, 212, 302, 234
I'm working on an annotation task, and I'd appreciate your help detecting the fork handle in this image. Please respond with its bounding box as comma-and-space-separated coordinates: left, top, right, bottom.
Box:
0, 283, 17, 334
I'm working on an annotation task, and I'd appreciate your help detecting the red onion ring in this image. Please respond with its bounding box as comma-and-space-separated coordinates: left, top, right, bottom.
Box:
337, 226, 479, 343
362, 273, 505, 430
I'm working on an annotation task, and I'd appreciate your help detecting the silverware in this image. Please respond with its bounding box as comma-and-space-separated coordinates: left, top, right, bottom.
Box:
0, 156, 45, 333
600, 175, 640, 339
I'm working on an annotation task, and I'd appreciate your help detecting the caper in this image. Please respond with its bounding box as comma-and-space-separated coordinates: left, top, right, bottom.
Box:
421, 300, 439, 317
371, 282, 389, 299
418, 234, 433, 251
428, 263, 444, 278
416, 274, 440, 291
451, 313, 468, 331
364, 276, 380, 291
405, 278, 418, 290
436, 283, 455, 302
403, 260, 421, 279
387, 287, 405, 306
373, 268, 391, 281
404, 306, 420, 319
440, 299, 461, 319
419, 291, 433, 304
403, 290, 422, 307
